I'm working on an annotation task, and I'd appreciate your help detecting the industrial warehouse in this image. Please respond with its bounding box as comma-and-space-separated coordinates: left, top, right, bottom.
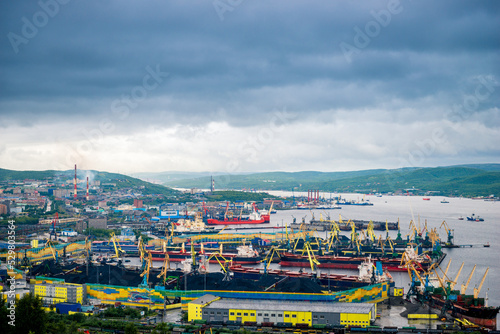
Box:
188, 295, 376, 327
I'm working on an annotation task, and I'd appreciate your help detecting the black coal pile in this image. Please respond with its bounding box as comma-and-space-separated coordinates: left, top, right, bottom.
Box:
30, 260, 325, 293
29, 260, 162, 287
273, 277, 324, 293
166, 272, 324, 293
30, 260, 80, 277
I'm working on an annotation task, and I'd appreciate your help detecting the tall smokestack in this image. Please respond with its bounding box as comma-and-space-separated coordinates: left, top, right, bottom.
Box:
74, 164, 77, 199
86, 176, 89, 201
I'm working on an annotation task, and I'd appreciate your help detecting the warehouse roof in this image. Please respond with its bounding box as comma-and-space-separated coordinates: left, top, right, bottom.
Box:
199, 297, 374, 314
191, 294, 218, 305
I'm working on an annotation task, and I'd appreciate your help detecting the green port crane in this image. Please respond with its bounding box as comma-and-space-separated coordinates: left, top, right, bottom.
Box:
440, 220, 454, 246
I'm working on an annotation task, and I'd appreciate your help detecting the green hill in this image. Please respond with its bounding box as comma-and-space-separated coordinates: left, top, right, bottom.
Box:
161, 165, 500, 197
0, 168, 179, 196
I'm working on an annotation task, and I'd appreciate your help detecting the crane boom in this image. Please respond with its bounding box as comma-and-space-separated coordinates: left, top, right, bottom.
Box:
450, 262, 464, 290
461, 265, 476, 294
443, 258, 452, 277
473, 267, 489, 299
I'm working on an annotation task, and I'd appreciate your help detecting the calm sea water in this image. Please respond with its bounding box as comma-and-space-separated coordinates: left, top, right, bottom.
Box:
247, 192, 500, 308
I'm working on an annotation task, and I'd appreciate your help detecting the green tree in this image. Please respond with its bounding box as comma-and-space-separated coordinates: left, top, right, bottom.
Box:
155, 322, 170, 334
14, 294, 46, 334
0, 297, 13, 334
124, 322, 138, 334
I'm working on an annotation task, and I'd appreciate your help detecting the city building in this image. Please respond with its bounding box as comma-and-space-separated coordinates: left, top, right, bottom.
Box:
30, 282, 85, 305
188, 295, 376, 328
75, 218, 107, 233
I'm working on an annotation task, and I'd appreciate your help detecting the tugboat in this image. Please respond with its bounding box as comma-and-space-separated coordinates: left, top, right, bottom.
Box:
467, 214, 484, 221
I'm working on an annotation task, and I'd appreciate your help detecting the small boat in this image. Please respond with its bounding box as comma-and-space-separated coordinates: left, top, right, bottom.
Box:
458, 216, 464, 220
440, 199, 449, 203
423, 198, 430, 201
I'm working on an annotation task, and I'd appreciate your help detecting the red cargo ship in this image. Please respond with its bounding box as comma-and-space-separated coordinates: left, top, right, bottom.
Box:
206, 203, 270, 225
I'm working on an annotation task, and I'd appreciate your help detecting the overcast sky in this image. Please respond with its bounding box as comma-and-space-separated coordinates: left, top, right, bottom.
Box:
1, 1, 499, 175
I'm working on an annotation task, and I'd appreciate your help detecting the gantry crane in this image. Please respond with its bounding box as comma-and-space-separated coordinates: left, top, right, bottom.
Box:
45, 240, 58, 262
139, 251, 152, 287
157, 253, 171, 284
109, 232, 124, 258
301, 242, 320, 273
263, 246, 282, 273
327, 220, 341, 252
440, 220, 454, 246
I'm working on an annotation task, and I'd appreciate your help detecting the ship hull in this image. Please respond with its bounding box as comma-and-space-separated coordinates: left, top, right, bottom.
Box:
427, 295, 499, 330
279, 253, 435, 272
229, 265, 388, 291
149, 251, 261, 264
206, 214, 270, 225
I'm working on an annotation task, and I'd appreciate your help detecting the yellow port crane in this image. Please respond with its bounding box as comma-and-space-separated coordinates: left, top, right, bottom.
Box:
157, 253, 171, 283
450, 262, 464, 290
385, 236, 395, 255
327, 220, 341, 251
109, 232, 124, 258
45, 240, 58, 262
207, 251, 230, 273
473, 267, 489, 299
377, 235, 385, 256
302, 242, 320, 273
461, 265, 476, 294
442, 258, 452, 277
433, 267, 449, 296
366, 221, 375, 243
263, 246, 282, 271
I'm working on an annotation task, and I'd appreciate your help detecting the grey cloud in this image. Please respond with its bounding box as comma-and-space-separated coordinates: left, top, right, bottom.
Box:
0, 0, 499, 172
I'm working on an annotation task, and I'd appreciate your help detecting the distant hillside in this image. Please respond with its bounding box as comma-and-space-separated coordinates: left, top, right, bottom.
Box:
205, 191, 281, 202
130, 171, 251, 184
160, 165, 500, 197
0, 168, 57, 181
0, 168, 179, 196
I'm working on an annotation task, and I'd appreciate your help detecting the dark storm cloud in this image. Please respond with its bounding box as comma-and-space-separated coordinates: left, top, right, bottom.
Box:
1, 1, 499, 124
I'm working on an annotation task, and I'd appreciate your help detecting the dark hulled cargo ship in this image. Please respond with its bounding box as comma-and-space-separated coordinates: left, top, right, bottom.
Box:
149, 245, 262, 264
279, 246, 443, 272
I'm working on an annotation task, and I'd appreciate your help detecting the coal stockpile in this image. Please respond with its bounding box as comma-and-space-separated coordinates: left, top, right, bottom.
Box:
167, 272, 324, 293
29, 260, 162, 287
273, 277, 324, 293
30, 260, 80, 277
30, 260, 324, 293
